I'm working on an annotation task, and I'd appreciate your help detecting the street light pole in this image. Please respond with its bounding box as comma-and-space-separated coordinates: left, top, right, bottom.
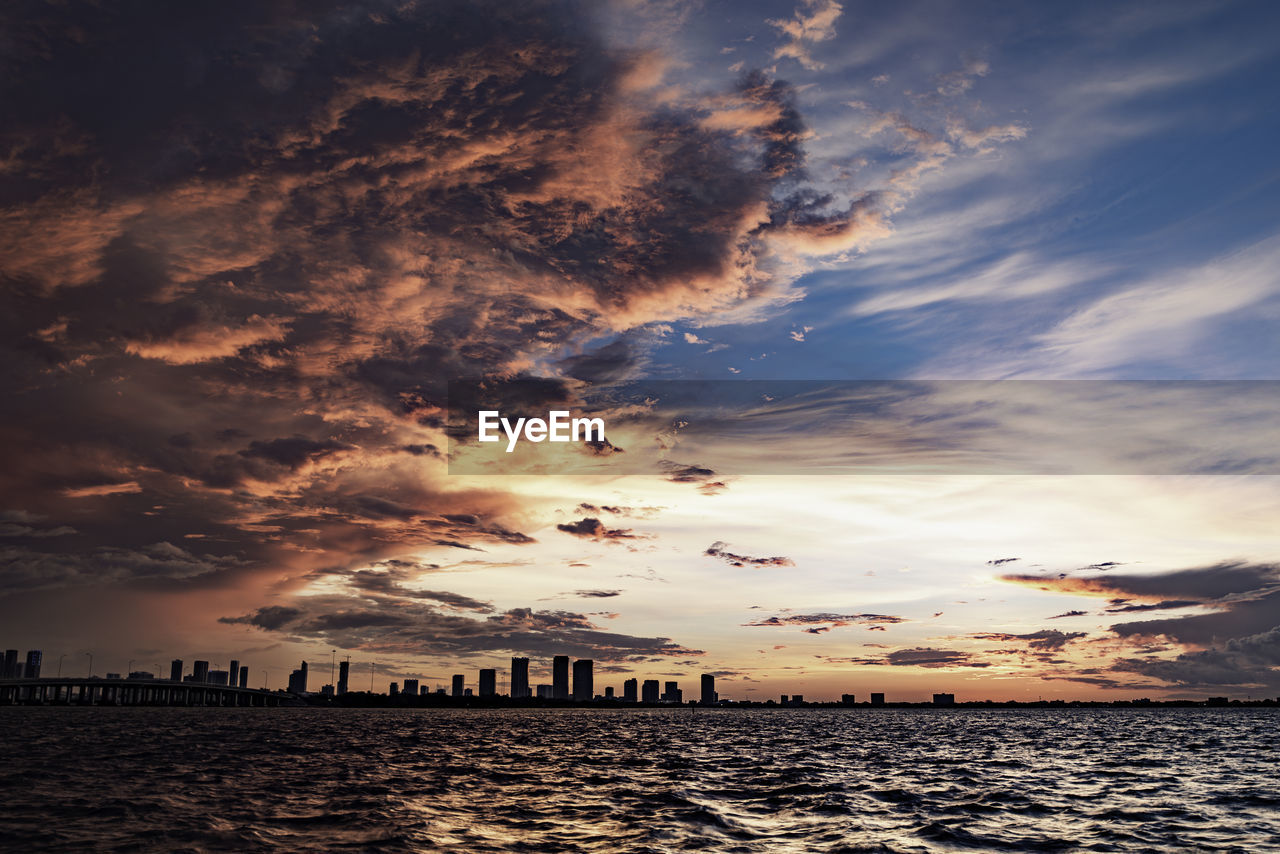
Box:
84, 652, 93, 678
57, 654, 65, 677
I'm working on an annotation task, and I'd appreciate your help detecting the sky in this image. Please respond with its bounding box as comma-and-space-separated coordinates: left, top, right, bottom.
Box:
2, 0, 1279, 700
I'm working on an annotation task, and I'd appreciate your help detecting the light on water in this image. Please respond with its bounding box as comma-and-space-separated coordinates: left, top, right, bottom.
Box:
2, 707, 1276, 852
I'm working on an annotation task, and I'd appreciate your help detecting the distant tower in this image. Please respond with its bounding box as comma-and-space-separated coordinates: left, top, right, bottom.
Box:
3, 650, 18, 679
287, 661, 308, 694
572, 659, 593, 701
552, 655, 569, 700
479, 669, 496, 697
932, 693, 955, 707
870, 692, 885, 706
24, 650, 42, 679
403, 678, 419, 697
451, 674, 464, 698
641, 679, 660, 703
229, 659, 239, 687
238, 665, 248, 689
510, 657, 530, 699
623, 678, 638, 702
169, 659, 183, 682
337, 659, 350, 695
605, 686, 614, 699
663, 681, 682, 703
701, 674, 716, 705
193, 660, 210, 683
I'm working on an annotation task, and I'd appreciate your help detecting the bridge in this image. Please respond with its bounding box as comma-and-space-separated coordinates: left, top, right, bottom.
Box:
0, 677, 296, 707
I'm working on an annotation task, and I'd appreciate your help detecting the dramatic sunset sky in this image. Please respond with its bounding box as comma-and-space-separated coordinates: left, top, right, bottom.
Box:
2, 0, 1278, 700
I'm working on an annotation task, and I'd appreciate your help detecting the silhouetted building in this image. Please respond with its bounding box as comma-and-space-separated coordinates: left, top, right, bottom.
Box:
605, 686, 614, 699
841, 694, 856, 705
464, 688, 473, 697
870, 692, 885, 706
511, 657, 530, 698
208, 670, 229, 686
420, 685, 429, 696
933, 693, 955, 707
128, 671, 153, 680
193, 660, 210, 683
451, 674, 464, 698
536, 684, 552, 699
479, 669, 496, 697
701, 674, 716, 705
662, 681, 682, 703
572, 659, 593, 701
287, 661, 308, 694
403, 678, 419, 696
169, 659, 183, 682
623, 678, 638, 702
389, 682, 399, 696
320, 684, 334, 698
642, 679, 659, 702
239, 665, 249, 688
791, 694, 803, 705
24, 650, 41, 679
229, 659, 239, 687
337, 659, 350, 695
4, 650, 19, 679
553, 655, 569, 700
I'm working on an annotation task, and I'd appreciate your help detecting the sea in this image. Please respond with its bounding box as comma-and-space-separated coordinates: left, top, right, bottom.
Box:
0, 707, 1275, 852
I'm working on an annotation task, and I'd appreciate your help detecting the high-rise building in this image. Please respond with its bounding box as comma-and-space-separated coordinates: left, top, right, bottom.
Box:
536, 684, 552, 698
510, 657, 529, 699
451, 674, 464, 697
572, 659, 593, 701
701, 674, 716, 705
933, 693, 955, 706
169, 659, 183, 682
208, 670, 230, 686
478, 669, 496, 697
337, 659, 350, 695
841, 694, 856, 705
193, 660, 210, 683
228, 659, 239, 686
870, 692, 885, 706
239, 665, 248, 688
662, 681, 682, 703
641, 679, 660, 703
604, 686, 614, 699
24, 650, 41, 679
287, 661, 308, 694
552, 655, 569, 700
3, 650, 18, 679
623, 678, 638, 702
389, 682, 399, 696
403, 678, 419, 696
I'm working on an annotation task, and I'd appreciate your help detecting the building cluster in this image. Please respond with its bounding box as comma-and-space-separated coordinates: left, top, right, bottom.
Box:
0, 648, 256, 688
1, 649, 42, 679
384, 656, 723, 705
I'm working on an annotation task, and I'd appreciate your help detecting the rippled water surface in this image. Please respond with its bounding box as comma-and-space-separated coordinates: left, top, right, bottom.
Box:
1, 707, 1276, 852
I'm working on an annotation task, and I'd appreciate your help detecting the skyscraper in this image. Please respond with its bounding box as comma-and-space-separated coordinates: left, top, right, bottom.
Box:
169, 659, 183, 682
641, 679, 659, 703
2, 650, 17, 679
478, 668, 496, 697
337, 659, 350, 695
662, 681, 681, 703
572, 659, 593, 701
229, 659, 239, 687
403, 678, 419, 696
451, 674, 464, 697
623, 677, 638, 702
870, 692, 885, 706
510, 657, 529, 699
701, 674, 716, 705
552, 655, 569, 700
238, 665, 248, 688
287, 661, 308, 694
24, 650, 41, 679
193, 660, 210, 683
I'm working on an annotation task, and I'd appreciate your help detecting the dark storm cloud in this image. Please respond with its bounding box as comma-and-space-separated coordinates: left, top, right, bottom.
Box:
221, 596, 702, 661
0, 0, 885, 656
986, 557, 1019, 566
832, 647, 991, 668
1001, 562, 1279, 602
744, 612, 905, 629
1047, 610, 1090, 619
969, 629, 1087, 651
705, 542, 794, 568
556, 518, 636, 541
1103, 599, 1201, 614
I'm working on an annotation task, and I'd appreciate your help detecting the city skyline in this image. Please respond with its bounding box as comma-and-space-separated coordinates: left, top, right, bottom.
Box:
2, 1, 1278, 704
